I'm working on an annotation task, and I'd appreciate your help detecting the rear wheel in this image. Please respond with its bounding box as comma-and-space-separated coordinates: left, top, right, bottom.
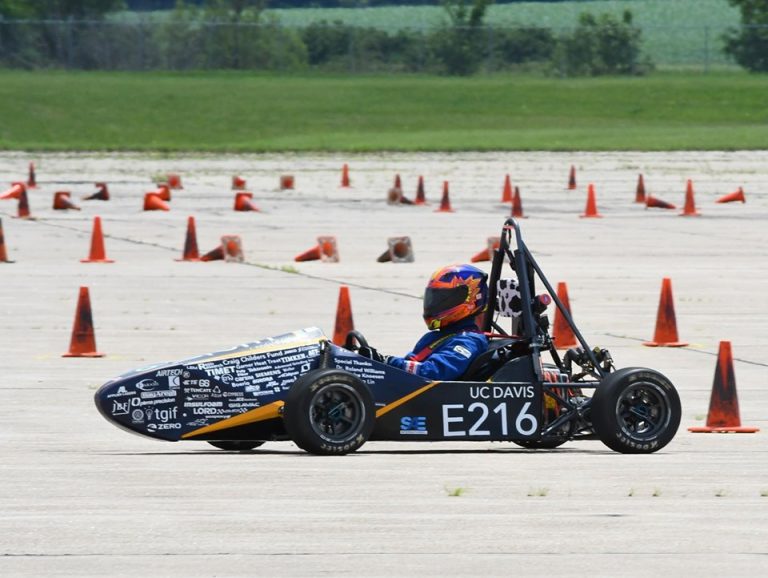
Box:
283, 369, 375, 455
592, 368, 681, 454
207, 441, 264, 451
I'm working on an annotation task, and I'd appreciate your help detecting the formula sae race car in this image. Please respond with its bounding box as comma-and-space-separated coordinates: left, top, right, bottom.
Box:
95, 218, 682, 454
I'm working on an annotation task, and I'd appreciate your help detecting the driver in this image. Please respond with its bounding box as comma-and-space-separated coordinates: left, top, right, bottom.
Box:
367, 264, 489, 380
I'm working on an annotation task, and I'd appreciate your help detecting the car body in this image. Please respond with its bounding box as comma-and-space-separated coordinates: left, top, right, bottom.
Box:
95, 218, 682, 454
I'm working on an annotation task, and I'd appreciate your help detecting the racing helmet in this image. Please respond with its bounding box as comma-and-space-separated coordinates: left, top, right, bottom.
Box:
423, 264, 488, 330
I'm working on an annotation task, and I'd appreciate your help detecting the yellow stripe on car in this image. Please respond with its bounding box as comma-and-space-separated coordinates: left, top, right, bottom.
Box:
375, 381, 440, 418
182, 400, 284, 439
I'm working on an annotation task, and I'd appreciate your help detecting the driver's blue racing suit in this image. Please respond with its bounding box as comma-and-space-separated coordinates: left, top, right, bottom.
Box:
385, 319, 488, 381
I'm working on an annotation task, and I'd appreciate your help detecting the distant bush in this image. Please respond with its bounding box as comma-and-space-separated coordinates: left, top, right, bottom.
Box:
723, 0, 768, 71
554, 10, 651, 76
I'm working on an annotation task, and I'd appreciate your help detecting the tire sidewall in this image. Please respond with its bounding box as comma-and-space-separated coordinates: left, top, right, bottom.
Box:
283, 369, 375, 455
592, 367, 681, 454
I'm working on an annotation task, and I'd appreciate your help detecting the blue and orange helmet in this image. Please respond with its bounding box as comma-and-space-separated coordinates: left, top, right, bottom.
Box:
423, 264, 488, 330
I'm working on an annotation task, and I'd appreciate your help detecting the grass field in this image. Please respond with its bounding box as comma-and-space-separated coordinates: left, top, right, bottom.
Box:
2, 70, 766, 152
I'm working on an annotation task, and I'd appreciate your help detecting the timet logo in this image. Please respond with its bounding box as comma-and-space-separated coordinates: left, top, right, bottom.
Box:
400, 416, 427, 435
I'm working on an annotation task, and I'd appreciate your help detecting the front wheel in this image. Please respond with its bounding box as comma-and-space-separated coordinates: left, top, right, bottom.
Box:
283, 369, 375, 455
591, 368, 681, 454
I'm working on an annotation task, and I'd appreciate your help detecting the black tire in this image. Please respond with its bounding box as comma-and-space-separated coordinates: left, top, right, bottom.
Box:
207, 441, 264, 451
591, 367, 681, 454
283, 368, 375, 455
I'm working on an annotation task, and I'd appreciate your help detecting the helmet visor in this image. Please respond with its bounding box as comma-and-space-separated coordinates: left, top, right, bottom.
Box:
424, 286, 469, 319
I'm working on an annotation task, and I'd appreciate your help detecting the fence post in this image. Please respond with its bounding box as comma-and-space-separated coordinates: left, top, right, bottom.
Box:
486, 25, 494, 72
704, 25, 710, 73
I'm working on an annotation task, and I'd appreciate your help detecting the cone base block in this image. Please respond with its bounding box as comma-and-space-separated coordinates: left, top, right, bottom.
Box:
679, 212, 701, 217
642, 341, 689, 347
579, 214, 603, 219
688, 426, 759, 433
63, 352, 105, 358
80, 258, 115, 263
175, 257, 202, 262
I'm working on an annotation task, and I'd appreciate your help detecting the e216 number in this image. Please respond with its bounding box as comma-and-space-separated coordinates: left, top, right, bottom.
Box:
442, 402, 538, 438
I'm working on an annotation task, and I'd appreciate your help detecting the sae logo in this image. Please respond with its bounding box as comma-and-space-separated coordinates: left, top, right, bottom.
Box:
400, 416, 427, 435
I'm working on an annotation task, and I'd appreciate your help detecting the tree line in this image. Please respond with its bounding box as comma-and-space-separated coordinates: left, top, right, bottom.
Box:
1, 0, 767, 72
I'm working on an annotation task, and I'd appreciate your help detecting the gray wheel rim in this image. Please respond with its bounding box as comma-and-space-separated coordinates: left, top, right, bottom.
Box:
308, 382, 365, 443
614, 381, 672, 440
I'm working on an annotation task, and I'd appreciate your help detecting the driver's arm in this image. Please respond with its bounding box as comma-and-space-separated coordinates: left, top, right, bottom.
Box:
386, 333, 488, 381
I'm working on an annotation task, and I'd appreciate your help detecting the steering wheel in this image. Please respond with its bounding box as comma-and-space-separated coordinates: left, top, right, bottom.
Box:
343, 330, 371, 353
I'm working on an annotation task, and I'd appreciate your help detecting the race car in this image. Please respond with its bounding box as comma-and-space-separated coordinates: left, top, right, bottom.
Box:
95, 217, 682, 454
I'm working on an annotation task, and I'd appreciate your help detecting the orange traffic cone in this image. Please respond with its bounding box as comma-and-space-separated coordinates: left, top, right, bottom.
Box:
1, 182, 25, 200
221, 235, 244, 262
167, 174, 183, 189
394, 174, 402, 190
17, 187, 31, 219
295, 236, 339, 262
568, 165, 577, 190
81, 216, 114, 263
635, 174, 646, 204
470, 237, 500, 263
233, 192, 259, 212
144, 193, 169, 211
0, 217, 13, 263
511, 186, 525, 218
645, 194, 676, 210
643, 278, 687, 347
435, 181, 454, 213
280, 175, 295, 190
341, 163, 351, 188
387, 186, 403, 205
552, 282, 578, 349
149, 184, 171, 202
62, 286, 104, 357
332, 286, 355, 346
27, 162, 37, 188
53, 191, 81, 211
688, 341, 759, 433
680, 179, 701, 216
501, 175, 513, 204
414, 176, 427, 205
377, 236, 414, 263
201, 235, 244, 262
716, 187, 746, 204
232, 176, 247, 190
84, 182, 110, 201
176, 216, 201, 261
580, 184, 602, 218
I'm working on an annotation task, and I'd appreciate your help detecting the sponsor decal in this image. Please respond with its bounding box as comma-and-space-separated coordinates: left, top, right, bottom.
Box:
111, 400, 130, 416
453, 345, 472, 358
155, 368, 183, 377
131, 409, 144, 423
106, 385, 133, 399
400, 416, 428, 435
147, 422, 181, 431
140, 390, 176, 400
136, 378, 161, 392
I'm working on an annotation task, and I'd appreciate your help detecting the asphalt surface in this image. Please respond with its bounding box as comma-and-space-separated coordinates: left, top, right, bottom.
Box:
1, 151, 766, 577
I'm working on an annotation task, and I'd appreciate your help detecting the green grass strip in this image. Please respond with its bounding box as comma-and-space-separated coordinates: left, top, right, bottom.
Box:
2, 71, 767, 151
